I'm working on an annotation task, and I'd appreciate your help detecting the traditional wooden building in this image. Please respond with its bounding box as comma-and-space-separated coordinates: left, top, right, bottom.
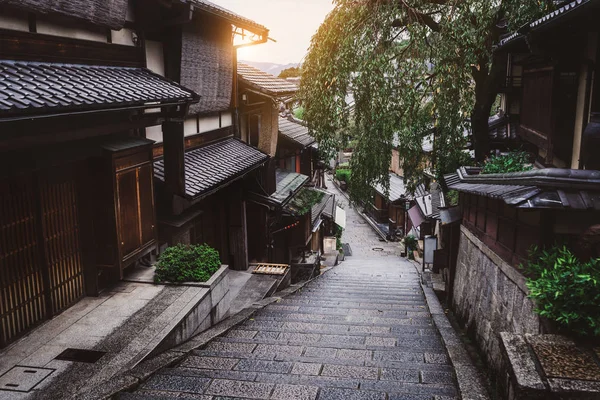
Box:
237, 63, 333, 263
136, 1, 271, 273
496, 0, 600, 168
0, 0, 271, 347
0, 0, 202, 347
440, 0, 600, 375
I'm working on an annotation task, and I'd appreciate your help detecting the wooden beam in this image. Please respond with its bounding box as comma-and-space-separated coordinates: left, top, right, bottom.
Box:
0, 29, 145, 67
162, 120, 186, 197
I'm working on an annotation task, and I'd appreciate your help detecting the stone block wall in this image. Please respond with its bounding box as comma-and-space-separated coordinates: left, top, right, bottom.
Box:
452, 225, 541, 372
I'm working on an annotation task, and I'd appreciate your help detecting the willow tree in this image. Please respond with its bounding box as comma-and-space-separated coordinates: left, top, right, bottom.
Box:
299, 0, 552, 202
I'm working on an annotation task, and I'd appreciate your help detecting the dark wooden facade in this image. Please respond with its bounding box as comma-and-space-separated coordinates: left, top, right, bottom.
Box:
0, 0, 200, 347
459, 193, 543, 267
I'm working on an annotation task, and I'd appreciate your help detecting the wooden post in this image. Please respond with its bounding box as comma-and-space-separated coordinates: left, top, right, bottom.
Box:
228, 186, 249, 271
162, 119, 186, 198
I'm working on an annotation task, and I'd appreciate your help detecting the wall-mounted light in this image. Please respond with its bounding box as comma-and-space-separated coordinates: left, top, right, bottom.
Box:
132, 31, 139, 46
241, 93, 247, 102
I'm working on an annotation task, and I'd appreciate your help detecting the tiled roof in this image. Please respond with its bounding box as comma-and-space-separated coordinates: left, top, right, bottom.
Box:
279, 117, 316, 148
498, 0, 592, 47
188, 0, 268, 34
0, 60, 198, 117
375, 173, 427, 202
448, 166, 600, 210
238, 63, 298, 97
311, 190, 334, 226
154, 138, 268, 199
271, 169, 309, 205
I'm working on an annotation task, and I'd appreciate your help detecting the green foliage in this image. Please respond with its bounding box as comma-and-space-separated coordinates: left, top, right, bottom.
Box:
335, 168, 352, 183
288, 188, 325, 215
446, 190, 459, 206
299, 0, 552, 205
524, 245, 600, 337
404, 235, 418, 259
481, 150, 532, 174
278, 66, 302, 79
335, 224, 344, 250
294, 106, 305, 120
154, 243, 221, 283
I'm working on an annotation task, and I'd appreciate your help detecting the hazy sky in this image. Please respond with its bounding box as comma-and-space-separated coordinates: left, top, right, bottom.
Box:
213, 0, 335, 65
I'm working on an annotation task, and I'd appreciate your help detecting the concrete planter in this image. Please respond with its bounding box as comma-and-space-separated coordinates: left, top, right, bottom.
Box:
147, 265, 231, 358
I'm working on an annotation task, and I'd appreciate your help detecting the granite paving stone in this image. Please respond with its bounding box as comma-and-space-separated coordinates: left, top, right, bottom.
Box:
271, 383, 319, 400
204, 379, 274, 398
380, 368, 421, 383
142, 374, 211, 394
179, 356, 240, 370
125, 176, 460, 399
291, 362, 323, 375
234, 359, 293, 373
317, 387, 387, 400
321, 364, 379, 379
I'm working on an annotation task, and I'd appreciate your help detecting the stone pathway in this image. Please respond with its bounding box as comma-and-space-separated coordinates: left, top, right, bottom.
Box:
122, 176, 460, 400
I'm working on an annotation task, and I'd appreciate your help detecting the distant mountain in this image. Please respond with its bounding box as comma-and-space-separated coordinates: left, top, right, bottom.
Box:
240, 61, 300, 77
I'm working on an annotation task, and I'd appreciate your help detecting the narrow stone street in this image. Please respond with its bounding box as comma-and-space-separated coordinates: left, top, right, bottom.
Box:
122, 178, 459, 400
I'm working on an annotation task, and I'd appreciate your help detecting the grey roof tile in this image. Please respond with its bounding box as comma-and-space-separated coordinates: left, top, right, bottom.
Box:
448, 166, 600, 209
374, 173, 425, 202
238, 63, 298, 97
0, 60, 198, 117
271, 169, 309, 205
278, 117, 315, 148
154, 138, 268, 199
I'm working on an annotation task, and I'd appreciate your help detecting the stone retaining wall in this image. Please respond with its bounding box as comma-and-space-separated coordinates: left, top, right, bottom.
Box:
452, 226, 541, 372
147, 265, 231, 359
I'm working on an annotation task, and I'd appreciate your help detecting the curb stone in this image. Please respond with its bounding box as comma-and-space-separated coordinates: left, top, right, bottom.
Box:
75, 268, 336, 400
412, 261, 491, 400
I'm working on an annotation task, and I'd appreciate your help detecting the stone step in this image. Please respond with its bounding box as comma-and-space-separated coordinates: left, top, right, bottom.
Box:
214, 336, 446, 352
190, 349, 454, 372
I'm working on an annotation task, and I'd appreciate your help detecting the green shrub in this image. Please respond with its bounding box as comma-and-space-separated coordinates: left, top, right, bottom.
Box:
446, 190, 459, 206
154, 243, 221, 283
404, 235, 418, 260
336, 169, 351, 183
524, 245, 600, 337
335, 224, 344, 250
481, 150, 532, 174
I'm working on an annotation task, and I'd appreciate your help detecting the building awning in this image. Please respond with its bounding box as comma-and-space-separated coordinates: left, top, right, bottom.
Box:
238, 63, 298, 99
408, 205, 425, 228
335, 206, 346, 229
154, 138, 269, 199
271, 170, 310, 205
0, 60, 199, 119
279, 117, 316, 148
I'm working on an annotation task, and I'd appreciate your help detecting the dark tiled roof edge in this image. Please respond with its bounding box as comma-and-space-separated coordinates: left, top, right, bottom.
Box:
0, 60, 199, 118
497, 0, 592, 48
188, 0, 268, 34
454, 166, 600, 190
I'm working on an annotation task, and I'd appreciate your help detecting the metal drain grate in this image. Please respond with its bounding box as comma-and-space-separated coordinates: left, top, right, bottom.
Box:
54, 348, 106, 363
0, 366, 54, 392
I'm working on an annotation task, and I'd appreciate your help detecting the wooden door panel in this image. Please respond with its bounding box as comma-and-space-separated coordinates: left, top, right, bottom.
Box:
138, 164, 156, 246
116, 169, 141, 258
40, 169, 84, 315
0, 176, 46, 347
